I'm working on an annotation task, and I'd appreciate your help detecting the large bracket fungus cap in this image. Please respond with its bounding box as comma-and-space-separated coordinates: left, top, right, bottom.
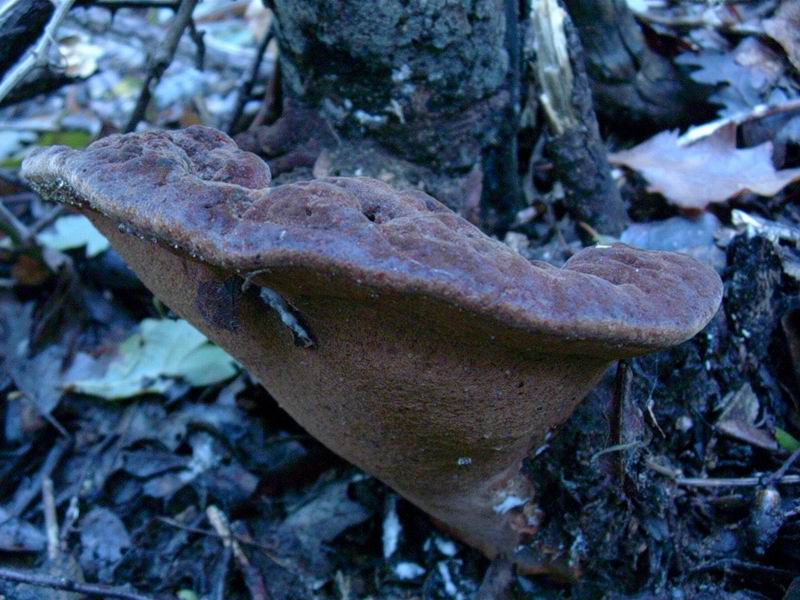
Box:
23, 126, 722, 562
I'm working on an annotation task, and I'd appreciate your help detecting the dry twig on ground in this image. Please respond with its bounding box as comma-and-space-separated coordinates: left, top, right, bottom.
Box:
0, 567, 162, 600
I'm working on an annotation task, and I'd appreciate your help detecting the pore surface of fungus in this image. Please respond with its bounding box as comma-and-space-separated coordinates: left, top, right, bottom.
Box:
22, 126, 722, 561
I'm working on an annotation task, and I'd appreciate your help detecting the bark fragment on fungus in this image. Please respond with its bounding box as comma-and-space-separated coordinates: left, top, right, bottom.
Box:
22, 126, 722, 563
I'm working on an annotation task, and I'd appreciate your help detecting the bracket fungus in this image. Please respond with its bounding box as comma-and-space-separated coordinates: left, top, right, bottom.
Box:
22, 126, 722, 562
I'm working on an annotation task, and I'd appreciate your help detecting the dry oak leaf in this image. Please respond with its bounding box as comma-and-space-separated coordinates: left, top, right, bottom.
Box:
609, 123, 800, 209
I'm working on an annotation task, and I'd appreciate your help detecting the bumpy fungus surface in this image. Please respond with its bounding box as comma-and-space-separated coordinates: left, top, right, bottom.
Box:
22, 126, 722, 561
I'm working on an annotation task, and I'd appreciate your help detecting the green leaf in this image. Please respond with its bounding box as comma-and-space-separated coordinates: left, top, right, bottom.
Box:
38, 130, 93, 149
67, 319, 238, 400
775, 427, 800, 452
37, 214, 110, 257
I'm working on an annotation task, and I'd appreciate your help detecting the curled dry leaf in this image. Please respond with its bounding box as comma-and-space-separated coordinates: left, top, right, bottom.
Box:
609, 123, 800, 209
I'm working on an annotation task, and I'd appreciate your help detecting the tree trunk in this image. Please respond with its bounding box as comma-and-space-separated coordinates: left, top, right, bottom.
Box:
242, 0, 519, 217
243, 0, 631, 233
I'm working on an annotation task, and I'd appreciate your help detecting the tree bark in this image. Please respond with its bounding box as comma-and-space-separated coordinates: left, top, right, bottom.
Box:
245, 0, 516, 216
564, 0, 715, 133
532, 0, 628, 237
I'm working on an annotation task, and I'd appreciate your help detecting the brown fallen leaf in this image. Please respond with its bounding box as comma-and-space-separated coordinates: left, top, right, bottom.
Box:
764, 0, 800, 73
609, 123, 800, 209
717, 420, 779, 452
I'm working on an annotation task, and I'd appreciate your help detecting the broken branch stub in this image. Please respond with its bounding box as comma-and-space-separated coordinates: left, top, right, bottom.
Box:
22, 126, 722, 562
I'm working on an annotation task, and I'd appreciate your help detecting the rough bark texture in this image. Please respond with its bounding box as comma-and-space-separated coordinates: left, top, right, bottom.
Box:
564, 0, 714, 132
541, 3, 629, 236
270, 0, 509, 170
245, 0, 513, 215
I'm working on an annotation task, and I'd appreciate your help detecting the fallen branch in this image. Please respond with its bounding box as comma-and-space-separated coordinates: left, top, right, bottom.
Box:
0, 0, 77, 104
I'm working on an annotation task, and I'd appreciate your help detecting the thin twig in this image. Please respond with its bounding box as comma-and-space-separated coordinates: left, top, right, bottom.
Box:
249, 55, 281, 130
13, 389, 70, 438
608, 359, 631, 481
211, 546, 233, 600
207, 506, 251, 569
646, 458, 800, 488
187, 18, 205, 70
0, 437, 71, 526
29, 205, 65, 236
207, 506, 269, 600
42, 477, 60, 562
0, 567, 161, 600
591, 441, 644, 463
681, 97, 800, 144
0, 0, 78, 104
0, 196, 64, 251
156, 516, 287, 556
124, 0, 201, 132
228, 23, 275, 134
634, 9, 763, 36
689, 558, 794, 577
0, 200, 30, 246
766, 446, 800, 488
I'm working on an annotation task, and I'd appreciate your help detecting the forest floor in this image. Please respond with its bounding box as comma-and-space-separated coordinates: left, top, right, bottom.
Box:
0, 1, 799, 599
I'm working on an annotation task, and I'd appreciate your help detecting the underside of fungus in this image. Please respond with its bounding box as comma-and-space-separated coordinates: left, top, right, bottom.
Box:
22, 126, 723, 563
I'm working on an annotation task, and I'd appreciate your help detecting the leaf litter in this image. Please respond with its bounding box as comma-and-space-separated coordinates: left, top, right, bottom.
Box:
64, 318, 238, 400
609, 122, 800, 208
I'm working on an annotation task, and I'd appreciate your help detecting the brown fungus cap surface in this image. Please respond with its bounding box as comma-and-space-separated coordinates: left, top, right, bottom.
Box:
22, 126, 722, 356
23, 126, 724, 564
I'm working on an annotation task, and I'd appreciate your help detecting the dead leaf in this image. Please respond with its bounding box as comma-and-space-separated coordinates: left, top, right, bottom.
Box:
677, 38, 785, 116
79, 507, 130, 581
717, 420, 779, 451
764, 1, 800, 73
609, 123, 800, 209
65, 318, 238, 400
